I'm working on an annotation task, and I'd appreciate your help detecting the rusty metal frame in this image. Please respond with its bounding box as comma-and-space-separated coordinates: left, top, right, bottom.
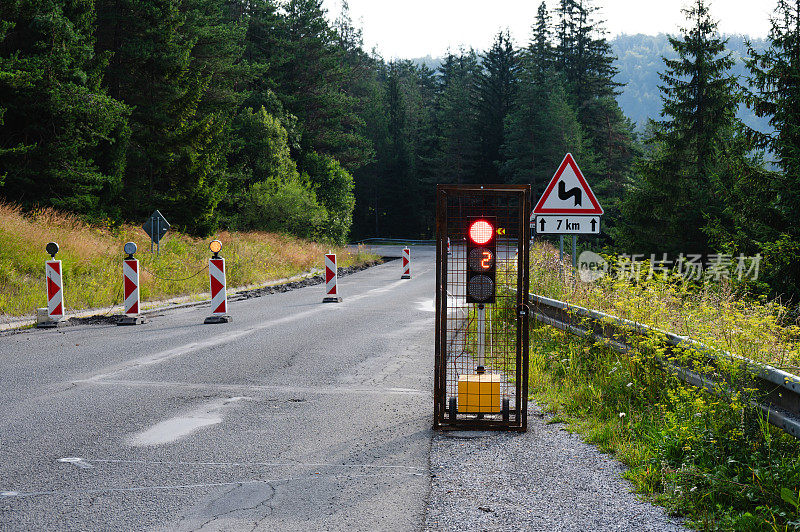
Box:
434, 184, 531, 431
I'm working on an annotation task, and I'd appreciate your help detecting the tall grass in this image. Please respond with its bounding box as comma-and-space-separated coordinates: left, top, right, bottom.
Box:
0, 203, 378, 318
530, 242, 800, 370
522, 242, 800, 529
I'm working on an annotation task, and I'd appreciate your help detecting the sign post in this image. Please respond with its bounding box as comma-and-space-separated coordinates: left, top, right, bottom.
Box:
531, 153, 604, 267
142, 210, 170, 256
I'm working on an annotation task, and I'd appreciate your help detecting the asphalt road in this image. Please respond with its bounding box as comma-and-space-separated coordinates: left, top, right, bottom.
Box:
1, 244, 686, 531
0, 245, 436, 531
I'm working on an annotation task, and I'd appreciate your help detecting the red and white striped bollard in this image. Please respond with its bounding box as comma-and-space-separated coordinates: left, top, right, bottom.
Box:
46, 260, 64, 320
401, 247, 411, 279
118, 242, 147, 325
205, 240, 232, 323
322, 253, 342, 303
38, 242, 64, 328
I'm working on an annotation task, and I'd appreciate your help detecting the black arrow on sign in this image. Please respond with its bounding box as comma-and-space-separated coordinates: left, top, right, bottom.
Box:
591, 218, 597, 231
539, 218, 546, 232
558, 181, 582, 206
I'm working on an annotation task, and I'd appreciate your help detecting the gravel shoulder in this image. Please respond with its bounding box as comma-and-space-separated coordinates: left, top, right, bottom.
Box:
425, 404, 687, 531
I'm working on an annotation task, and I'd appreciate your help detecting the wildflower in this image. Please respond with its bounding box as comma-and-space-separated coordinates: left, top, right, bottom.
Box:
561, 359, 568, 364
619, 412, 626, 418
690, 486, 697, 492
626, 382, 633, 388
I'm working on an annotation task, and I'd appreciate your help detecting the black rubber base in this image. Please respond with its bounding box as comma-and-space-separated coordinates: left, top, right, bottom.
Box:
322, 296, 342, 303
37, 320, 63, 329
401, 275, 411, 279
204, 315, 232, 324
117, 315, 148, 326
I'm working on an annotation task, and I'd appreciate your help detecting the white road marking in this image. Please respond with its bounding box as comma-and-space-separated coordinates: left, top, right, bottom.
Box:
81, 458, 427, 471
0, 472, 425, 499
58, 457, 93, 469
82, 271, 417, 383
80, 379, 427, 396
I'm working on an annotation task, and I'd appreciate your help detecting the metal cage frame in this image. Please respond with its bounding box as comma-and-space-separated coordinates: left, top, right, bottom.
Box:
434, 184, 531, 431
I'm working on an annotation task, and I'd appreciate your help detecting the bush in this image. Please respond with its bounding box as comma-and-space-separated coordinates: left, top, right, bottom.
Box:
233, 179, 327, 239
300, 152, 355, 244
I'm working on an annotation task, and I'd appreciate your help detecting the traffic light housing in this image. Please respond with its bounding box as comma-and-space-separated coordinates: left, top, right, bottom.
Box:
466, 218, 496, 304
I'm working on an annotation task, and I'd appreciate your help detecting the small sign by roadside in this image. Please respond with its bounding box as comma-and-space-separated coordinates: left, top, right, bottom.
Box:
142, 210, 170, 255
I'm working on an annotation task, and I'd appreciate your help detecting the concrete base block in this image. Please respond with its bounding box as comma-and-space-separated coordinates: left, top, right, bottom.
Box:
36, 320, 63, 329
322, 296, 342, 303
117, 315, 148, 326
204, 315, 232, 324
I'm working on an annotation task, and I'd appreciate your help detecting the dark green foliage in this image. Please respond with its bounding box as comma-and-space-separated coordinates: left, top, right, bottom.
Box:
501, 2, 591, 196
94, 0, 245, 235
612, 33, 771, 133
351, 60, 436, 239
300, 151, 354, 243
0, 0, 798, 302
435, 49, 482, 185
0, 0, 130, 220
736, 0, 800, 298
476, 31, 519, 182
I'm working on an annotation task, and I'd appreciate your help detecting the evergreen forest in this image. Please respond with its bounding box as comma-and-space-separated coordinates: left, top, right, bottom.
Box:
1, 0, 799, 299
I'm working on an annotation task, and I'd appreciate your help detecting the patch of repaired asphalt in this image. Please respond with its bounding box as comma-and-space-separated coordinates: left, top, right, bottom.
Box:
425, 404, 687, 531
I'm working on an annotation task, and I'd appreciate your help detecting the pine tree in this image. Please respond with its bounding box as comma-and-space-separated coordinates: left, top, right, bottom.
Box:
264, 0, 372, 172
501, 2, 590, 195
715, 0, 800, 297
476, 31, 519, 182
746, 0, 800, 229
435, 49, 481, 184
615, 0, 740, 255
554, 0, 633, 228
0, 0, 130, 218
96, 0, 232, 234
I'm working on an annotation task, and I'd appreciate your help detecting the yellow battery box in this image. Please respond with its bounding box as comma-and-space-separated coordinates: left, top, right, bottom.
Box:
458, 373, 502, 413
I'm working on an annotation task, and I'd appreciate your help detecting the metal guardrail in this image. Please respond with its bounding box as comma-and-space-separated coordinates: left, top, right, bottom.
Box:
529, 293, 800, 439
353, 238, 436, 245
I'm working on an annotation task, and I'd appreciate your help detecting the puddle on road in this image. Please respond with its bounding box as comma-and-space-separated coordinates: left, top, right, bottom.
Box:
416, 299, 435, 312
128, 397, 249, 446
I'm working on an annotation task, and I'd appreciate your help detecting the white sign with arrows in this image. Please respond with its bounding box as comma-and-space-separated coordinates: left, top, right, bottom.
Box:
531, 153, 604, 234
534, 215, 600, 234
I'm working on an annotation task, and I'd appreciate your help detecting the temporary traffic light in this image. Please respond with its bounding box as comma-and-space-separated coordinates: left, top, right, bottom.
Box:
466, 218, 496, 304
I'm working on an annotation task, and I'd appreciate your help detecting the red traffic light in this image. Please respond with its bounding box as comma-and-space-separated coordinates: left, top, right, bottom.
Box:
468, 220, 494, 245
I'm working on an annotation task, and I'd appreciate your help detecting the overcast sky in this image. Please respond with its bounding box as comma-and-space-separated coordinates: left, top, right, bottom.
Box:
321, 0, 778, 59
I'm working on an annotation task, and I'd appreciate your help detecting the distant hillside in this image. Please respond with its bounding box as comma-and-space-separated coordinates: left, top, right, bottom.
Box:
612, 33, 771, 133
410, 33, 772, 135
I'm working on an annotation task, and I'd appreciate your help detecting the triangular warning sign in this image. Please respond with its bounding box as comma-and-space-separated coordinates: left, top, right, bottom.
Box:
533, 153, 604, 215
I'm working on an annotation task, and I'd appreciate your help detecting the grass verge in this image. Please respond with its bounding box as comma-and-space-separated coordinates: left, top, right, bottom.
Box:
0, 203, 379, 318
523, 242, 800, 530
